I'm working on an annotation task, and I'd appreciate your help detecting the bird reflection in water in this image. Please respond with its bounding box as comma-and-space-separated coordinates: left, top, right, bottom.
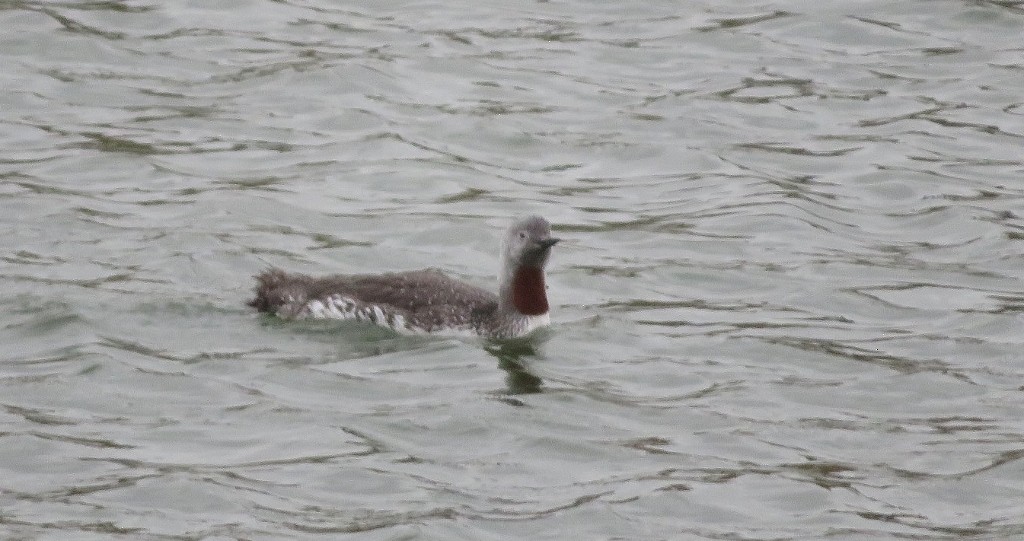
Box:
485, 337, 545, 396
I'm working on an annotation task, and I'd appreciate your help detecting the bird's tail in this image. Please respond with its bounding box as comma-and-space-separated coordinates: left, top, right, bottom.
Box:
248, 268, 300, 314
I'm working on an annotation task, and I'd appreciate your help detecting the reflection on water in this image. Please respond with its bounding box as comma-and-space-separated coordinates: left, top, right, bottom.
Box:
2, 0, 1024, 539
487, 339, 545, 396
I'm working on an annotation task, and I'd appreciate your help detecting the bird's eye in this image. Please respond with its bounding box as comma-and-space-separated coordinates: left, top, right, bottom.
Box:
518, 232, 527, 239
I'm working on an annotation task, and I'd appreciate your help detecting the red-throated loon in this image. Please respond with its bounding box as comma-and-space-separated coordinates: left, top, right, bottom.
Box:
249, 215, 559, 338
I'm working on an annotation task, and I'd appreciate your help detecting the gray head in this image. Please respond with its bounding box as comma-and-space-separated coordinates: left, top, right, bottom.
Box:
500, 215, 559, 272
496, 215, 560, 317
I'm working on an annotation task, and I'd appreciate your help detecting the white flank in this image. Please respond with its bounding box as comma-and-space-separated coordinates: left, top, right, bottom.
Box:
301, 295, 548, 339
300, 295, 446, 336
303, 295, 360, 321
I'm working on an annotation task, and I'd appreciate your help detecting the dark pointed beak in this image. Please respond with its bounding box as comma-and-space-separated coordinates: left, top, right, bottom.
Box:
538, 237, 560, 250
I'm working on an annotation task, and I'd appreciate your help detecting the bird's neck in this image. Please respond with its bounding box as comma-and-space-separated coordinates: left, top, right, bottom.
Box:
501, 265, 549, 316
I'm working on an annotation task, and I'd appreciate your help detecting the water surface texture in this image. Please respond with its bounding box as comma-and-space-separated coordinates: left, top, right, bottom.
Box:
2, 1, 1024, 539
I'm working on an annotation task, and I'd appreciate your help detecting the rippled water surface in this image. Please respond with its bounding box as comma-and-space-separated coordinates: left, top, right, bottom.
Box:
3, 1, 1024, 539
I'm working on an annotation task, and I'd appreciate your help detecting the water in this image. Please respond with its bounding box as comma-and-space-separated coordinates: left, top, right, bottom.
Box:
2, 1, 1023, 539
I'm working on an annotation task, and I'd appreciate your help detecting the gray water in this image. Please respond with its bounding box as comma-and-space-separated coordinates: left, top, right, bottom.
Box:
2, 1, 1023, 539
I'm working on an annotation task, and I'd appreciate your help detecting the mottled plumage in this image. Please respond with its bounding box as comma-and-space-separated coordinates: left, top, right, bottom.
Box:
249, 216, 560, 338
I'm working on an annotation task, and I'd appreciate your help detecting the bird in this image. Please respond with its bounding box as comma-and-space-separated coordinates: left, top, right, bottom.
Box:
249, 215, 560, 339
